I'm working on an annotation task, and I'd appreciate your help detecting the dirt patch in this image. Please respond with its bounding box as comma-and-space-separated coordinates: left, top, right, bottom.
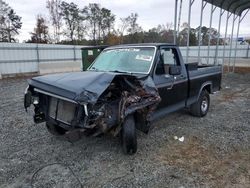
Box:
156, 136, 250, 187
223, 66, 250, 74
219, 88, 249, 102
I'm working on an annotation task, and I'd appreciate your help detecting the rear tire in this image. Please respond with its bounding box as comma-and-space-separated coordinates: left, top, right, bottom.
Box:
190, 90, 210, 117
121, 115, 137, 155
46, 122, 67, 136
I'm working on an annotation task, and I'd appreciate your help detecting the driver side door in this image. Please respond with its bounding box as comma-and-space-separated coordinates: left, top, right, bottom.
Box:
153, 47, 188, 109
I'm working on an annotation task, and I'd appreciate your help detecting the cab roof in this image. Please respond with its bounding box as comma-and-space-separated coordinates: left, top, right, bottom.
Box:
106, 43, 176, 49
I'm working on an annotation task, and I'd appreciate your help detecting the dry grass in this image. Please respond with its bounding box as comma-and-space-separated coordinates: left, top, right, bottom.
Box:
223, 66, 250, 74
156, 136, 250, 187
220, 88, 248, 102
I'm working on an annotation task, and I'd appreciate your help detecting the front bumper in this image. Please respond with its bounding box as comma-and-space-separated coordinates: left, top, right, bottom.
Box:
24, 86, 88, 129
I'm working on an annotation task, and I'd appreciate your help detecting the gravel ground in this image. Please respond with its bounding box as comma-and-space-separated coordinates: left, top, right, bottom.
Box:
0, 73, 249, 188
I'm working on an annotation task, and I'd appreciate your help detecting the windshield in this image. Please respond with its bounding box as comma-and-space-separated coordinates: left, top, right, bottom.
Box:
89, 47, 156, 74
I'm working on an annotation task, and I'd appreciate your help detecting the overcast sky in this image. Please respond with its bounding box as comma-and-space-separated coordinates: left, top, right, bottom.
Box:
6, 0, 250, 42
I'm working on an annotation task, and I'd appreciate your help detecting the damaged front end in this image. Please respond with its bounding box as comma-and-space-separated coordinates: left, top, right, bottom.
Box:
84, 75, 161, 136
24, 74, 161, 137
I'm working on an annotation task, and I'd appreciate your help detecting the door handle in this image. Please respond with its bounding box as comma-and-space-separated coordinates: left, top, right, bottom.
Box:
180, 75, 186, 79
167, 76, 176, 90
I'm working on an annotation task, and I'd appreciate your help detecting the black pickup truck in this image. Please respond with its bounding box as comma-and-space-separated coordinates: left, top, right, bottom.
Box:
24, 43, 222, 154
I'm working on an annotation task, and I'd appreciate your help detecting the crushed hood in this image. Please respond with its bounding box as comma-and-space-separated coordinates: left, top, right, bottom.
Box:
28, 71, 150, 104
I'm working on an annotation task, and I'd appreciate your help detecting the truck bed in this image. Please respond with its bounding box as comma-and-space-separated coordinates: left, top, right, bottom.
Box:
185, 62, 222, 106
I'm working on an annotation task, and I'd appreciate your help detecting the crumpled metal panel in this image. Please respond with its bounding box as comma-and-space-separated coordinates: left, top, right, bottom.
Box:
29, 71, 122, 104
28, 71, 160, 107
118, 76, 161, 122
204, 0, 250, 16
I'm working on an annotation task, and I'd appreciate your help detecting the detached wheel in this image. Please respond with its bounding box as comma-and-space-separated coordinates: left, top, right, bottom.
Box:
46, 122, 67, 136
121, 115, 137, 155
190, 90, 210, 117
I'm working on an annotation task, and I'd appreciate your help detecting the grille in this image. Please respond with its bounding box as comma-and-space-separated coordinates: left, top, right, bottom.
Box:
49, 97, 77, 125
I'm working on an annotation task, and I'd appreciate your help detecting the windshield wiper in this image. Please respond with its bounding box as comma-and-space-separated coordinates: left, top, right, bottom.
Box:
111, 70, 133, 74
90, 67, 99, 71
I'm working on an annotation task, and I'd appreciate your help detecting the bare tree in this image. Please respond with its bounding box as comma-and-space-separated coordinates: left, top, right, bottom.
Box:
84, 3, 100, 44
118, 13, 142, 43
118, 16, 130, 43
165, 22, 173, 31
127, 13, 142, 35
29, 15, 49, 43
46, 0, 62, 43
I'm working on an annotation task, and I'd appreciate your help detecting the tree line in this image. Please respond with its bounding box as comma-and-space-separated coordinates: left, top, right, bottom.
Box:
0, 0, 225, 46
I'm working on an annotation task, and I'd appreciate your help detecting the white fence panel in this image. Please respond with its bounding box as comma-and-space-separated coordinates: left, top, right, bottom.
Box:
0, 43, 39, 75
0, 43, 87, 77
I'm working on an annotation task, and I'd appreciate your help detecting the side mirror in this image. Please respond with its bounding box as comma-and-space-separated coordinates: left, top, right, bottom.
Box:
169, 65, 181, 75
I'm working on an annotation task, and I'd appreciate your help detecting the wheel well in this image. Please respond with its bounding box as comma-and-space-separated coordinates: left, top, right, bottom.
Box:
203, 84, 211, 94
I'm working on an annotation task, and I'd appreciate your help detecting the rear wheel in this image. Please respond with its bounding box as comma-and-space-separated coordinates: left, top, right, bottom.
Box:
121, 115, 137, 155
190, 90, 210, 117
46, 122, 67, 136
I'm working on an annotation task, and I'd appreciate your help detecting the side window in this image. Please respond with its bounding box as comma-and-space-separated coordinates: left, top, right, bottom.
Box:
156, 48, 179, 75
162, 49, 176, 65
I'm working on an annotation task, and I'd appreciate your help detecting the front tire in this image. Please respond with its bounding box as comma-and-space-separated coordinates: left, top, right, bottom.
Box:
190, 90, 210, 117
121, 115, 137, 155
